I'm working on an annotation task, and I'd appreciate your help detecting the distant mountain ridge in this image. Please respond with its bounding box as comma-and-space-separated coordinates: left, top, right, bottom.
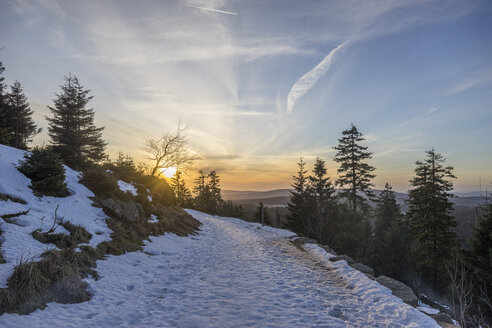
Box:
223, 189, 489, 208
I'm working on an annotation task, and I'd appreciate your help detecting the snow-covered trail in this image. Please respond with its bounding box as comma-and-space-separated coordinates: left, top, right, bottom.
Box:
0, 210, 438, 327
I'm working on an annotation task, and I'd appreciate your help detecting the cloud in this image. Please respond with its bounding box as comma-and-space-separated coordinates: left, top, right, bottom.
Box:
286, 41, 350, 113
185, 4, 237, 15
397, 106, 438, 127
449, 71, 492, 93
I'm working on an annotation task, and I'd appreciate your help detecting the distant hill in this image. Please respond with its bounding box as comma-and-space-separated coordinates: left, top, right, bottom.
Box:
223, 189, 489, 208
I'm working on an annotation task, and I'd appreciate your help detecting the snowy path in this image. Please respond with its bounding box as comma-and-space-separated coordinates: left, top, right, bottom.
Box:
0, 210, 439, 327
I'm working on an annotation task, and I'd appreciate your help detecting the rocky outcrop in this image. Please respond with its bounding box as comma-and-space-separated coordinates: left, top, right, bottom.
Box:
291, 236, 318, 245
102, 198, 145, 222
375, 275, 418, 307
349, 262, 374, 276
318, 244, 336, 255
329, 254, 356, 265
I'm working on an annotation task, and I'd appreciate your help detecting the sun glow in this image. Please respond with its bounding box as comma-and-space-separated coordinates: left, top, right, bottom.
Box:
161, 167, 177, 178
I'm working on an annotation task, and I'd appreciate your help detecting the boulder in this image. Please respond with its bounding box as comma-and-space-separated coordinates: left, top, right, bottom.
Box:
319, 244, 337, 255
329, 254, 355, 264
429, 313, 454, 325
375, 275, 418, 307
291, 237, 318, 245
437, 324, 459, 328
349, 262, 374, 276
102, 198, 145, 222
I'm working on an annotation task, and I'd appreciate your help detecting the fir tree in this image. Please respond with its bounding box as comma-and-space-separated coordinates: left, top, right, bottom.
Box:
407, 149, 457, 290
206, 170, 223, 214
306, 157, 337, 243
333, 124, 376, 215
170, 169, 193, 208
193, 170, 210, 212
0, 61, 10, 144
372, 183, 411, 280
374, 183, 401, 246
46, 74, 106, 170
469, 202, 492, 294
286, 157, 308, 235
5, 81, 39, 149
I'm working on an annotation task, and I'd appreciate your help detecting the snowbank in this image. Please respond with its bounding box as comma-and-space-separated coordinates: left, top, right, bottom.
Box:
0, 145, 112, 287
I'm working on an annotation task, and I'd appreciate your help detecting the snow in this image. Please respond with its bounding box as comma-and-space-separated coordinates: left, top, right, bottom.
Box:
148, 214, 159, 223
0, 145, 112, 287
0, 207, 439, 327
417, 301, 440, 315
117, 180, 137, 196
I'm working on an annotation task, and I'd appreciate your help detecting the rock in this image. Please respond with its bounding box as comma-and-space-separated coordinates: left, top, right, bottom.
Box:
102, 198, 145, 222
375, 275, 418, 307
329, 254, 355, 264
429, 313, 454, 325
349, 262, 374, 276
437, 323, 459, 328
291, 237, 318, 245
319, 244, 336, 255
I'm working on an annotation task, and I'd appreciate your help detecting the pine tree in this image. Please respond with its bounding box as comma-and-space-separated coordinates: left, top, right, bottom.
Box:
170, 169, 193, 208
469, 202, 492, 293
372, 183, 410, 280
46, 74, 106, 170
207, 171, 223, 214
333, 124, 376, 215
407, 149, 457, 290
306, 157, 337, 243
5, 81, 39, 149
286, 157, 308, 235
193, 170, 210, 212
0, 61, 10, 144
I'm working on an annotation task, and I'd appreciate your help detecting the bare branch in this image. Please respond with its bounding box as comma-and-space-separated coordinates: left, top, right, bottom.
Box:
144, 121, 199, 177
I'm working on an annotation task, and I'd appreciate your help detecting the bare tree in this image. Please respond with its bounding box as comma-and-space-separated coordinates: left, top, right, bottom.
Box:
144, 122, 199, 177
447, 257, 474, 328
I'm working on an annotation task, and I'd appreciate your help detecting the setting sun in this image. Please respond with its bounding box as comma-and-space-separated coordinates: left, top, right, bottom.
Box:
161, 166, 177, 178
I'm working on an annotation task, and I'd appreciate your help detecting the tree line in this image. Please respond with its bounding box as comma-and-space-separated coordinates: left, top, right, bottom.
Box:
286, 124, 491, 327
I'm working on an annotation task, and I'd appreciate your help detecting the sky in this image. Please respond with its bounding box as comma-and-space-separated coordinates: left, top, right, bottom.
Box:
0, 0, 491, 192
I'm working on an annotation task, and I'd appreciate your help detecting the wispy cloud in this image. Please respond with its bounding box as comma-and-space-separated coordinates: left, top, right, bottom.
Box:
286, 41, 350, 113
185, 4, 237, 15
397, 106, 438, 127
449, 71, 492, 93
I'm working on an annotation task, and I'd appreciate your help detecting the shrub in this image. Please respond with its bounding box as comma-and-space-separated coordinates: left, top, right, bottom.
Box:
79, 165, 121, 199
135, 175, 176, 206
17, 147, 69, 197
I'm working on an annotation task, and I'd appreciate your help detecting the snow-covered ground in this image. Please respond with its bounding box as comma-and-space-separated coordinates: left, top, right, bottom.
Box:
0, 145, 112, 288
0, 208, 439, 327
117, 180, 137, 196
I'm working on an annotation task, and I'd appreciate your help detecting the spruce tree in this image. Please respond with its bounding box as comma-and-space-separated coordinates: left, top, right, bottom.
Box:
333, 124, 376, 215
170, 169, 193, 208
0, 61, 10, 144
407, 149, 457, 290
286, 157, 308, 235
372, 183, 410, 280
306, 157, 337, 243
469, 202, 492, 295
206, 171, 223, 214
46, 74, 106, 170
193, 170, 210, 212
5, 81, 39, 149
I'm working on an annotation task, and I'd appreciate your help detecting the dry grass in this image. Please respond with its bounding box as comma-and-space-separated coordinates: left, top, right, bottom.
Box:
97, 206, 200, 255
0, 247, 102, 315
32, 221, 92, 249
0, 205, 200, 315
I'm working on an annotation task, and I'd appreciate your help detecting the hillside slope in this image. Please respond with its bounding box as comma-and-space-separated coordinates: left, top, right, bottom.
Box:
0, 144, 112, 287
0, 209, 441, 327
